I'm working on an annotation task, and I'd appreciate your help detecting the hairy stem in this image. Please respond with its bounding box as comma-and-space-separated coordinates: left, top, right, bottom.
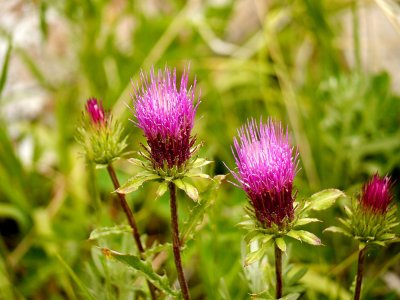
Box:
106, 164, 157, 300
275, 243, 283, 299
354, 247, 366, 300
168, 182, 190, 300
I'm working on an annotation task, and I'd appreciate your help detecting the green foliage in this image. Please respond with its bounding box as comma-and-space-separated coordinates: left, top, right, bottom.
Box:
101, 248, 179, 297
1, 0, 400, 299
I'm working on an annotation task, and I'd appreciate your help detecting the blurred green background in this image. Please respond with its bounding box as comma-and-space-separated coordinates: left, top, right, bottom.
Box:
1, 0, 400, 299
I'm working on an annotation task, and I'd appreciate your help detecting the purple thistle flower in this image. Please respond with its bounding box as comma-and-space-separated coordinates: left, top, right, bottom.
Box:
86, 98, 106, 125
132, 67, 199, 170
360, 174, 393, 214
230, 119, 298, 228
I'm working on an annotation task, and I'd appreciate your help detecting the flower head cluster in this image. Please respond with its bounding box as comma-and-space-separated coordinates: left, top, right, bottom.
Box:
133, 67, 199, 172
231, 119, 298, 229
360, 174, 393, 214
86, 98, 107, 125
77, 98, 127, 165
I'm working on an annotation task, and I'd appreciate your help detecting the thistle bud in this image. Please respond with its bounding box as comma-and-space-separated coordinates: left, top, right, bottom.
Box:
77, 98, 127, 165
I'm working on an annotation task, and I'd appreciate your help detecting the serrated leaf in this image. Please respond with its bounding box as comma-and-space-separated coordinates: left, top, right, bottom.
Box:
324, 226, 351, 237
117, 172, 160, 194
174, 179, 199, 201
308, 189, 345, 211
275, 237, 286, 252
101, 248, 179, 296
287, 230, 321, 246
89, 225, 132, 240
155, 182, 168, 199
191, 157, 213, 169
245, 246, 266, 266
295, 218, 321, 226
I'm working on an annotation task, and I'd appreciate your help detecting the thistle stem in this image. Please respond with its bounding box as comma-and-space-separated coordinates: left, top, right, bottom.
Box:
354, 247, 366, 300
168, 182, 190, 300
106, 164, 157, 300
275, 243, 283, 299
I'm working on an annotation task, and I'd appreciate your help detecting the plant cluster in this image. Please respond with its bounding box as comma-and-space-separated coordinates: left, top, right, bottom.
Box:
78, 66, 399, 300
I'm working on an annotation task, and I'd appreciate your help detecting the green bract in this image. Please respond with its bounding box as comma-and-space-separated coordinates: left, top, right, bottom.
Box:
76, 117, 128, 166
325, 200, 399, 249
117, 149, 212, 202
240, 189, 344, 266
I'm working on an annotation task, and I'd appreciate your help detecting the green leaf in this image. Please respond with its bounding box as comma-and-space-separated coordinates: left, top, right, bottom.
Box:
143, 242, 172, 258
174, 178, 199, 201
308, 189, 345, 211
287, 230, 321, 246
181, 175, 225, 243
89, 225, 132, 240
245, 246, 266, 266
117, 172, 160, 194
275, 237, 286, 252
185, 170, 211, 179
102, 248, 179, 296
324, 226, 351, 237
155, 181, 168, 199
191, 157, 213, 169
295, 218, 321, 226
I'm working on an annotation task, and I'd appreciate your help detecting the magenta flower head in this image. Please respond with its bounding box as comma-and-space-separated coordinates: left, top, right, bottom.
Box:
132, 66, 199, 172
230, 118, 298, 229
360, 174, 393, 214
86, 98, 107, 125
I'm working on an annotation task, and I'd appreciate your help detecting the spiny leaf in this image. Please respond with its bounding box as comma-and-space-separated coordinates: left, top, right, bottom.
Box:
174, 178, 199, 201
308, 189, 345, 211
89, 225, 132, 240
117, 172, 160, 194
101, 248, 179, 296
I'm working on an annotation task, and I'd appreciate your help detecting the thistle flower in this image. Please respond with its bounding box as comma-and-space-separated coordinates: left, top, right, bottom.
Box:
86, 98, 106, 125
231, 119, 298, 229
133, 67, 199, 172
360, 174, 393, 214
77, 98, 127, 165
